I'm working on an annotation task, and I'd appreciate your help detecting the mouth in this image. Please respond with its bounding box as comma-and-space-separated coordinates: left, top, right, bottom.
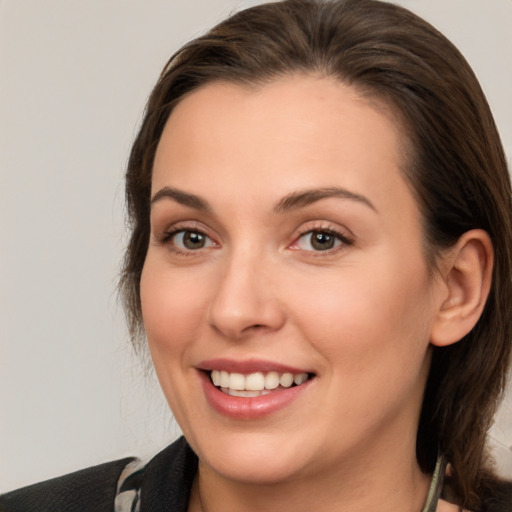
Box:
197, 358, 316, 418
209, 370, 313, 397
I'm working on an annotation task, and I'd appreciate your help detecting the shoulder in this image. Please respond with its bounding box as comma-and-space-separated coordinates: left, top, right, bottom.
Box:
0, 437, 198, 512
0, 457, 134, 512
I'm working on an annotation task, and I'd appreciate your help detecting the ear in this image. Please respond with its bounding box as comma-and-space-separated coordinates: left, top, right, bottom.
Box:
430, 229, 493, 347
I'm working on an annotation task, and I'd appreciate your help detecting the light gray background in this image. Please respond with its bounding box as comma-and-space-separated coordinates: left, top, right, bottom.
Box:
1, 0, 511, 492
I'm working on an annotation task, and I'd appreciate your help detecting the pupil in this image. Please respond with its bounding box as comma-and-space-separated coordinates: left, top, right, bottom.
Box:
184, 231, 205, 249
311, 232, 334, 250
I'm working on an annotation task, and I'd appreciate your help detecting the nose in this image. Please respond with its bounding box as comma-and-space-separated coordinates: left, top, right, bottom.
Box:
208, 249, 286, 340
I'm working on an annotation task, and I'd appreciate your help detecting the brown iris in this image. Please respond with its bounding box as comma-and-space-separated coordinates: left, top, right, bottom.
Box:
310, 231, 336, 250
182, 231, 207, 249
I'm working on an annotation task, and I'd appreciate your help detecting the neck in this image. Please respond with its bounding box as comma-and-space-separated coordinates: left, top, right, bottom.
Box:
188, 436, 431, 512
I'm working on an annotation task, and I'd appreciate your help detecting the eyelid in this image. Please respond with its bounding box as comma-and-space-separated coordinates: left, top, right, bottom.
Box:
158, 219, 208, 238
289, 222, 354, 252
159, 221, 220, 253
167, 229, 215, 246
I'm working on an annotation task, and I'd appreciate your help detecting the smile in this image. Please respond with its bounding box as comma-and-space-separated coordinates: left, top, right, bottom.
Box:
210, 370, 310, 397
197, 360, 315, 419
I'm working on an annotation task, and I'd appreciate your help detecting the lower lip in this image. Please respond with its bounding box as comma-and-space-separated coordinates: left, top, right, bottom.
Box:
199, 371, 312, 420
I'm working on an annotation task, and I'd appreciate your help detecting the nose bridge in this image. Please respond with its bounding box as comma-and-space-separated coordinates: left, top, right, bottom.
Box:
208, 240, 284, 339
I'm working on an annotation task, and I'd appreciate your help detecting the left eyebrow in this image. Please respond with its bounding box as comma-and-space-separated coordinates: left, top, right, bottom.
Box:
273, 187, 377, 213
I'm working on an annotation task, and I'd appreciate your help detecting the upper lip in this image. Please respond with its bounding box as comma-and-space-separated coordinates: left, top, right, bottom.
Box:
197, 358, 312, 375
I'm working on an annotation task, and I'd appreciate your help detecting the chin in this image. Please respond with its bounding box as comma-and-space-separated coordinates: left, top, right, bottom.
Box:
190, 428, 315, 484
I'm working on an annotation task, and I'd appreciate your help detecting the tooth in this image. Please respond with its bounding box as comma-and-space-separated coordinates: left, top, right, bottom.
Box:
219, 371, 230, 388
214, 370, 309, 392
229, 372, 245, 390
246, 372, 265, 391
228, 389, 262, 397
294, 373, 308, 385
280, 373, 294, 388
265, 371, 280, 389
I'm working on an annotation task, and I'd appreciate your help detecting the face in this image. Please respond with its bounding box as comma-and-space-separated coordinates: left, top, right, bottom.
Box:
141, 76, 443, 485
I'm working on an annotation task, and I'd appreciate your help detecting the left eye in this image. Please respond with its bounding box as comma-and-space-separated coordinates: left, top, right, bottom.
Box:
296, 230, 343, 251
171, 230, 215, 250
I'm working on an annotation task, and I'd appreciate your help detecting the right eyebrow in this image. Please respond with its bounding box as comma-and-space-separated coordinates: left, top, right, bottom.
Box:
150, 187, 211, 212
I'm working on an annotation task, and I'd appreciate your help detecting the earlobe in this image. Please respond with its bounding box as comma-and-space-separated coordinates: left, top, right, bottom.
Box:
430, 229, 493, 347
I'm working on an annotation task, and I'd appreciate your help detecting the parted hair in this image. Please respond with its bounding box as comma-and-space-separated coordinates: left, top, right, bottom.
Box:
120, 1, 512, 508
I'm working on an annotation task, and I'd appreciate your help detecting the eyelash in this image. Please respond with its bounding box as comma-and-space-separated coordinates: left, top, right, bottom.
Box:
160, 223, 353, 255
161, 224, 216, 255
292, 226, 354, 253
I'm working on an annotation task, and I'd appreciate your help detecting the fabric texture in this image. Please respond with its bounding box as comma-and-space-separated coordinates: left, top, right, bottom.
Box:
0, 438, 197, 512
0, 457, 134, 512
1, 437, 511, 511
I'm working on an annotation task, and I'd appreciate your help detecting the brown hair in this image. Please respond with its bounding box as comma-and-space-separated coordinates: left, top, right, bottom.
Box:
120, 0, 512, 508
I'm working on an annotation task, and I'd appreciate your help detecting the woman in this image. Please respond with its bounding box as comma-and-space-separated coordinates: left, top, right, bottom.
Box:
2, 0, 511, 510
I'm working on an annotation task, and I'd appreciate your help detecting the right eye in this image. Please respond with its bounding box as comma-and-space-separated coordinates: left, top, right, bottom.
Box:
168, 229, 216, 251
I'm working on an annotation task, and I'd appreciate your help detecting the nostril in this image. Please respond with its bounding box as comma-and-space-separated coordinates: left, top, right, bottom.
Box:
243, 323, 265, 333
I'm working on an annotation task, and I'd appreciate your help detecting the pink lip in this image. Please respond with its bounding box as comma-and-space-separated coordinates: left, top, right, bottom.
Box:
197, 358, 311, 375
197, 365, 314, 420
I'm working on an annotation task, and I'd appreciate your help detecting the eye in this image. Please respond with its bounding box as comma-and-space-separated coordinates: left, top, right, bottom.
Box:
295, 230, 347, 251
169, 229, 216, 251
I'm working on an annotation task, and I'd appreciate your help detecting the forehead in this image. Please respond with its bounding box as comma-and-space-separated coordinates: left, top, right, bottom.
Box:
152, 75, 414, 218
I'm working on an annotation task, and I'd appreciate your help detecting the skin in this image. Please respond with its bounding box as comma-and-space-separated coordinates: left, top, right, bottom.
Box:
140, 76, 482, 511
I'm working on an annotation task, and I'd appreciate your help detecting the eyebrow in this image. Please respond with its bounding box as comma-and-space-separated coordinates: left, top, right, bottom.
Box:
151, 187, 211, 211
273, 187, 376, 213
150, 185, 376, 213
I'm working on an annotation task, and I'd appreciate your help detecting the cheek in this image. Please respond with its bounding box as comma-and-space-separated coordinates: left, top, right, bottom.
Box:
140, 261, 209, 360
299, 266, 433, 426
139, 260, 213, 428
289, 257, 434, 372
